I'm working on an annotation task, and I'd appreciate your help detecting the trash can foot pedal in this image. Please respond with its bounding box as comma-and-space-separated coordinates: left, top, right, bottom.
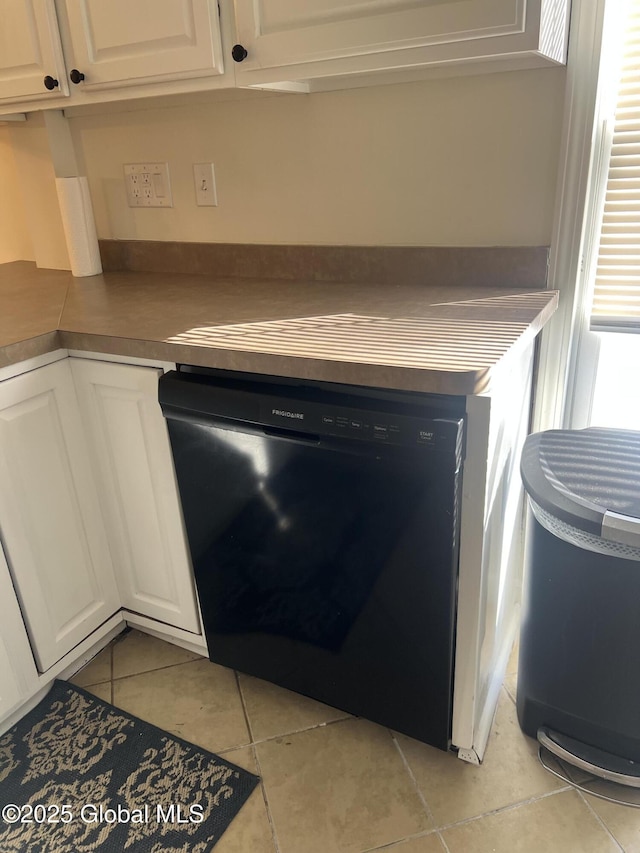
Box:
538, 727, 640, 808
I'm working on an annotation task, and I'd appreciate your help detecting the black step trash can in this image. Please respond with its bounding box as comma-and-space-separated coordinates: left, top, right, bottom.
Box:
518, 427, 640, 798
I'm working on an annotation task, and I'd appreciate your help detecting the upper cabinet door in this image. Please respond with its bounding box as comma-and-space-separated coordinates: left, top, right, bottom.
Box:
62, 0, 224, 90
232, 0, 570, 84
0, 0, 68, 103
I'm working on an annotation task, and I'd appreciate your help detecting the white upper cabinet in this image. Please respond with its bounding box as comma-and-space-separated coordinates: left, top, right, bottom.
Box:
0, 0, 68, 104
0, 359, 121, 672
0, 0, 570, 112
62, 0, 224, 90
231, 0, 571, 87
0, 0, 229, 113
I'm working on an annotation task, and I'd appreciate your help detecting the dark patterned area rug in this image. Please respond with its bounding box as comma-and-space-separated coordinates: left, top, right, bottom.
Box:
0, 680, 259, 852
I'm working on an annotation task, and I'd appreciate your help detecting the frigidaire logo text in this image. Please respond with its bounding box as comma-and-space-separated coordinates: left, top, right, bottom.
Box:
272, 409, 305, 420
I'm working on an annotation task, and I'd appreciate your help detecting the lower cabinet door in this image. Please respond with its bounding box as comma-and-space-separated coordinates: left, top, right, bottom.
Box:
70, 359, 200, 634
0, 640, 24, 724
0, 545, 38, 723
0, 359, 120, 672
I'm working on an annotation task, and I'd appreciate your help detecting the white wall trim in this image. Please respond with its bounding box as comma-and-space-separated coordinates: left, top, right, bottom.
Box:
54, 617, 127, 682
123, 611, 207, 656
532, 0, 608, 431
451, 393, 491, 753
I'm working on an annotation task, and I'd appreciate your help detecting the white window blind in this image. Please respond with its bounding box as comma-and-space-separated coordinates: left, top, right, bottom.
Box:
591, 3, 640, 333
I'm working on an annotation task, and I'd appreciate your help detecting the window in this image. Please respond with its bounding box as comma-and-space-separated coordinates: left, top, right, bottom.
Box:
590, 1, 640, 333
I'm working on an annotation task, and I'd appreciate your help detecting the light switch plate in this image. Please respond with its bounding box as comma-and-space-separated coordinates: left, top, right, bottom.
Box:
193, 163, 218, 206
124, 163, 172, 207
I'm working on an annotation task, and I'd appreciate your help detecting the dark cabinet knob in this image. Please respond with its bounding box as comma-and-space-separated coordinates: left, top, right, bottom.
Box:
70, 69, 85, 84
43, 75, 59, 90
231, 44, 248, 62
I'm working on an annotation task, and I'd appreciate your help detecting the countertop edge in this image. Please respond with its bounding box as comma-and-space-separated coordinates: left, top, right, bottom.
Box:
59, 331, 484, 396
3, 262, 559, 396
0, 332, 62, 371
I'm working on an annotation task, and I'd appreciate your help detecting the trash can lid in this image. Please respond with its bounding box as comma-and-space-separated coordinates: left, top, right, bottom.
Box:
521, 428, 640, 547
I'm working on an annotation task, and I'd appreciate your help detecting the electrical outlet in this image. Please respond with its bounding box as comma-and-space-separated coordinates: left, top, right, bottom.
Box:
193, 163, 217, 206
124, 163, 172, 207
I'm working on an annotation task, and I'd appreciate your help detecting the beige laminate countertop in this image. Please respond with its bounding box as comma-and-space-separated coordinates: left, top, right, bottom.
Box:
0, 261, 558, 395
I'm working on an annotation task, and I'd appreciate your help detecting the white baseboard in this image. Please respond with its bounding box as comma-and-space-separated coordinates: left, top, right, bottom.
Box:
123, 611, 208, 657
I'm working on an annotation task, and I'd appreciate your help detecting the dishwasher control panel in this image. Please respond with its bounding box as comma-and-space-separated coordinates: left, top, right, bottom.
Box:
161, 367, 465, 456
261, 395, 461, 452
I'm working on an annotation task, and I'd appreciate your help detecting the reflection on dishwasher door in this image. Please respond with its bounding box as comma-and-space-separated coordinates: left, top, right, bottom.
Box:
201, 441, 423, 650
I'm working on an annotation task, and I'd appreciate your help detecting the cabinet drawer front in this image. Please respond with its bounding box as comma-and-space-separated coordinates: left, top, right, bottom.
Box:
0, 360, 119, 672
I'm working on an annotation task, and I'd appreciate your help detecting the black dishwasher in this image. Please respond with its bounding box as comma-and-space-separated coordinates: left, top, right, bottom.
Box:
159, 366, 466, 749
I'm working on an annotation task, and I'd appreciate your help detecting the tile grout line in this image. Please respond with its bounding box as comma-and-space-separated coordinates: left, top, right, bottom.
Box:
78, 659, 190, 690
234, 671, 282, 853
248, 714, 354, 748
214, 713, 354, 758
78, 651, 204, 690
576, 790, 625, 852
503, 682, 517, 706
359, 826, 444, 853
390, 730, 452, 852
250, 743, 282, 853
435, 785, 575, 834
438, 829, 453, 853
111, 656, 204, 683
233, 671, 256, 745
390, 730, 437, 823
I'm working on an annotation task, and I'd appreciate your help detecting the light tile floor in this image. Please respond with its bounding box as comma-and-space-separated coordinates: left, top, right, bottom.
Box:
71, 630, 638, 853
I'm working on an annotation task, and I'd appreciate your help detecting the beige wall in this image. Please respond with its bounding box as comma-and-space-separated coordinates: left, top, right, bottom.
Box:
0, 126, 32, 264
70, 67, 566, 248
7, 115, 70, 270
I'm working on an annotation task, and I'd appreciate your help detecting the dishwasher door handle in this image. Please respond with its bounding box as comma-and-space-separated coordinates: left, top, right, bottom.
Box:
263, 425, 321, 445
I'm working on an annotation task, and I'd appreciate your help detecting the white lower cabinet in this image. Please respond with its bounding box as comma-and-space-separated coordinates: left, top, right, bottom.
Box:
0, 545, 38, 721
0, 353, 203, 727
0, 359, 120, 672
70, 358, 200, 634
